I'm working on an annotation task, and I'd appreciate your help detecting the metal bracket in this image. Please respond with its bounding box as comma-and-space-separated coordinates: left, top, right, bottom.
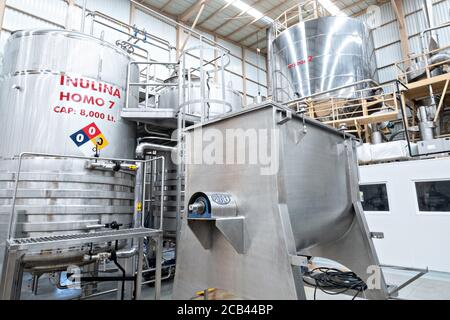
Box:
188, 217, 247, 254
277, 109, 293, 125
380, 264, 429, 298
290, 255, 309, 267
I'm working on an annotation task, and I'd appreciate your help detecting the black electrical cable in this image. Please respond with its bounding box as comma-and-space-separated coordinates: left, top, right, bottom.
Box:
303, 267, 367, 300
113, 240, 126, 300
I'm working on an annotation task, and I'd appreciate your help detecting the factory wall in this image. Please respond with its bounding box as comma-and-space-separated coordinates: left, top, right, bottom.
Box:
0, 0, 267, 106
1, 0, 449, 98
359, 0, 450, 84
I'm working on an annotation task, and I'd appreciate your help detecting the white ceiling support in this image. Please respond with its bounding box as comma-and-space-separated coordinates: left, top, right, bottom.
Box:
211, 0, 265, 33
224, 0, 289, 39
197, 0, 240, 27
180, 0, 210, 22
179, 1, 208, 53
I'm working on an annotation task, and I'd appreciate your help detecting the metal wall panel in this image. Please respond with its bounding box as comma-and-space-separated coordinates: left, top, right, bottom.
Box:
245, 48, 267, 71
377, 65, 399, 84
433, 0, 450, 47
358, 2, 400, 83
375, 42, 403, 69
246, 79, 267, 98
6, 0, 67, 27
217, 38, 242, 59
75, 0, 130, 23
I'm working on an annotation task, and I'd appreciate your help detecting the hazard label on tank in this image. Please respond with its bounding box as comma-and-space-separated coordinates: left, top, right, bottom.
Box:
70, 122, 109, 155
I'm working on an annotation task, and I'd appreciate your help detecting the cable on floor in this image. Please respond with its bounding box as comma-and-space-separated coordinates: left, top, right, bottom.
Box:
303, 267, 368, 300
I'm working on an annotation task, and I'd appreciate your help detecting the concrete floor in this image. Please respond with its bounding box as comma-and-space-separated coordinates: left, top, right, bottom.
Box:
19, 268, 450, 300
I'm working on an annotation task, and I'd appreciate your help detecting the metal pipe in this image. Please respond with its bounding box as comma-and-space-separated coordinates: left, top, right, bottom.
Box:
143, 126, 170, 137
142, 266, 173, 285
179, 1, 207, 53
429, 52, 450, 65
86, 161, 138, 172
159, 158, 165, 231
77, 265, 174, 300
285, 79, 380, 105
133, 163, 144, 229
418, 106, 435, 141
135, 238, 144, 299
154, 235, 162, 300
371, 131, 383, 145
138, 137, 177, 143
266, 27, 274, 98
420, 22, 450, 52
87, 11, 173, 49
135, 143, 176, 159
81, 0, 87, 32
129, 0, 230, 53
116, 248, 138, 259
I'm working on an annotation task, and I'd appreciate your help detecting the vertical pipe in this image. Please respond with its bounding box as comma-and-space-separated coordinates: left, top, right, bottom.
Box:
135, 237, 144, 300
154, 235, 162, 300
199, 37, 206, 123
134, 163, 144, 229
220, 49, 226, 113
125, 62, 132, 110
242, 47, 248, 107
145, 59, 150, 109
159, 157, 165, 231
8, 154, 24, 239
141, 162, 147, 228
266, 27, 274, 99
81, 0, 88, 32
175, 55, 185, 261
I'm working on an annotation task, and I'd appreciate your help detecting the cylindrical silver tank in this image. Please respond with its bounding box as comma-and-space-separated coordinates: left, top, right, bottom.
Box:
158, 77, 242, 119
0, 30, 139, 266
270, 16, 377, 102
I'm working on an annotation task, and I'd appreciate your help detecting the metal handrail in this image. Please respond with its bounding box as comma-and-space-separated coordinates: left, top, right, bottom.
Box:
7, 152, 165, 239
85, 10, 174, 54
125, 61, 180, 110
420, 22, 450, 53
142, 156, 165, 231
178, 45, 230, 122
129, 0, 230, 54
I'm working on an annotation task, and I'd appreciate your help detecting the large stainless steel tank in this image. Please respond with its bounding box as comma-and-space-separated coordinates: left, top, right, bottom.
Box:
158, 76, 242, 119
270, 16, 377, 102
0, 30, 139, 266
174, 102, 387, 300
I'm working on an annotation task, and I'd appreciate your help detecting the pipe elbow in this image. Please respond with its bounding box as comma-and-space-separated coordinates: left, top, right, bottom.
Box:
135, 142, 176, 159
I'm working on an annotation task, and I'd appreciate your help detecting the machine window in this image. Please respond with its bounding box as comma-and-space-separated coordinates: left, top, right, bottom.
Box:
360, 184, 390, 212
415, 181, 450, 212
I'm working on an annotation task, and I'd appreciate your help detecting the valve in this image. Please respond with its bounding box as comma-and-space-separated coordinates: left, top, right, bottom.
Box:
296, 103, 308, 134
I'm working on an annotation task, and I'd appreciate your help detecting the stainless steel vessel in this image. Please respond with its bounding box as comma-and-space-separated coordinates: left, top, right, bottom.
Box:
174, 102, 388, 300
158, 77, 242, 119
0, 30, 139, 266
270, 16, 377, 102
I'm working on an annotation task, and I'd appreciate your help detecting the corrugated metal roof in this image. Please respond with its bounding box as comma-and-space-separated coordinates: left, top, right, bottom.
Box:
141, 0, 391, 50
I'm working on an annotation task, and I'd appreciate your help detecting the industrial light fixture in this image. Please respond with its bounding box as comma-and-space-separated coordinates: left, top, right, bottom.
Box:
318, 0, 347, 16
224, 0, 274, 24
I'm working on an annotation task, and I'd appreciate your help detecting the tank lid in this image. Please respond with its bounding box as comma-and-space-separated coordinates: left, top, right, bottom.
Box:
274, 16, 367, 40
9, 29, 133, 59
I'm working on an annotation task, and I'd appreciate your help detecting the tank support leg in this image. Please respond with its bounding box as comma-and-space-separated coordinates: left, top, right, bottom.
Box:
0, 246, 25, 300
